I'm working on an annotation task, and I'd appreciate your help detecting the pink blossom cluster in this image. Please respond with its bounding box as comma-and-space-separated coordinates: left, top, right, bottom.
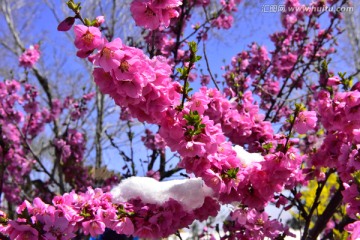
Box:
235, 145, 304, 209
276, 0, 340, 65
211, 14, 234, 30
19, 44, 41, 68
311, 88, 360, 220
130, 0, 182, 30
21, 84, 53, 138
316, 90, 360, 136
54, 129, 93, 191
127, 196, 219, 238
63, 92, 95, 121
141, 129, 166, 151
211, 0, 242, 29
221, 42, 292, 121
159, 96, 302, 207
72, 20, 302, 210
342, 183, 360, 220
0, 80, 35, 204
88, 38, 181, 124
0, 79, 97, 205
0, 188, 134, 239
0, 187, 220, 239
190, 87, 274, 151
310, 90, 360, 174
158, 108, 242, 202
222, 0, 342, 125
223, 43, 271, 96
223, 207, 294, 239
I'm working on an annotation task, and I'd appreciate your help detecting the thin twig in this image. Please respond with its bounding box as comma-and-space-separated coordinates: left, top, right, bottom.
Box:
202, 40, 219, 90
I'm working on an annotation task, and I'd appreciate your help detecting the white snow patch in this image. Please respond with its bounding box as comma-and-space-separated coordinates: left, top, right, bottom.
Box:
111, 177, 213, 212
233, 145, 264, 167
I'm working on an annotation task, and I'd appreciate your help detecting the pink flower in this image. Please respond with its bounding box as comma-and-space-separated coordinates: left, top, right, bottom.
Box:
19, 45, 40, 68
130, 0, 181, 30
93, 68, 116, 95
130, 0, 161, 30
8, 221, 39, 240
91, 38, 125, 72
211, 14, 234, 29
151, 0, 182, 8
41, 213, 75, 239
94, 16, 105, 27
73, 25, 103, 58
82, 219, 106, 237
201, 169, 225, 193
327, 76, 341, 86
345, 221, 360, 240
112, 217, 134, 235
294, 110, 317, 134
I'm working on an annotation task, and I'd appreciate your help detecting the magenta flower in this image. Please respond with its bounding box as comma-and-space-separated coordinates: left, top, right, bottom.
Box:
327, 76, 341, 86
7, 221, 39, 240
130, 1, 161, 30
345, 221, 360, 240
112, 217, 134, 235
294, 110, 317, 134
130, 0, 181, 30
19, 45, 40, 68
82, 219, 106, 237
73, 25, 103, 58
92, 38, 125, 72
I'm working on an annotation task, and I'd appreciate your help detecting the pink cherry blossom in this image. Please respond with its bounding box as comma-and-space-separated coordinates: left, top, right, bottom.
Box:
19, 45, 40, 68
294, 110, 317, 134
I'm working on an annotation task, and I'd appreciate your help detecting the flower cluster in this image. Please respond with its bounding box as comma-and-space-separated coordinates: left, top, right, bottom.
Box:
19, 45, 41, 68
141, 129, 166, 151
0, 80, 35, 204
190, 87, 274, 151
130, 0, 182, 30
0, 78, 97, 205
159, 108, 243, 202
63, 92, 95, 121
89, 38, 181, 124
54, 129, 93, 191
223, 207, 293, 239
0, 183, 220, 239
0, 188, 134, 239
126, 196, 219, 238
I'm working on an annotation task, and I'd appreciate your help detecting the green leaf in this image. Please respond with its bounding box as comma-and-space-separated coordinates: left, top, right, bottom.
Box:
84, 18, 91, 26
221, 167, 239, 179
352, 171, 360, 187
177, 68, 184, 75
262, 142, 273, 151
295, 103, 306, 112
188, 41, 197, 53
